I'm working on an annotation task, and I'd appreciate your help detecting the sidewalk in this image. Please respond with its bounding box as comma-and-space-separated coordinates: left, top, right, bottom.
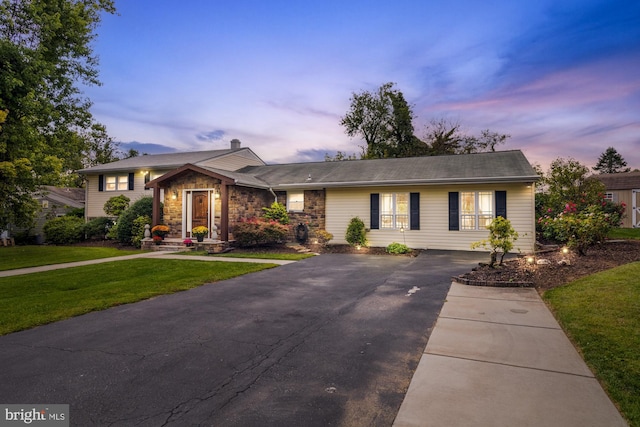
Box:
393, 282, 628, 427
0, 252, 294, 278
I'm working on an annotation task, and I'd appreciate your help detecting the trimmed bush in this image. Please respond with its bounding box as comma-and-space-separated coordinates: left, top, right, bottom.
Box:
43, 216, 85, 244
262, 202, 290, 224
386, 242, 411, 254
131, 215, 151, 248
116, 197, 158, 244
233, 218, 289, 247
345, 217, 367, 247
83, 217, 114, 240
103, 195, 130, 217
471, 216, 519, 266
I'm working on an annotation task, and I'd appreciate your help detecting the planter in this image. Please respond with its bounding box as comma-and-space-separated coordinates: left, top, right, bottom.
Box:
196, 235, 204, 242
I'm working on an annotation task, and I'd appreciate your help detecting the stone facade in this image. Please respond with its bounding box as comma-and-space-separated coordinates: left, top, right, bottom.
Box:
159, 171, 327, 243
276, 189, 326, 242
162, 171, 222, 238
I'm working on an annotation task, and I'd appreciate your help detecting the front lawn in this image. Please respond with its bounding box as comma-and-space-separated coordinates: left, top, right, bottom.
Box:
544, 261, 640, 426
608, 228, 640, 240
0, 258, 276, 335
0, 246, 141, 271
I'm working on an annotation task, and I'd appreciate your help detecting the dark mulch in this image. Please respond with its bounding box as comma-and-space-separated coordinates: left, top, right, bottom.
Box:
456, 240, 640, 290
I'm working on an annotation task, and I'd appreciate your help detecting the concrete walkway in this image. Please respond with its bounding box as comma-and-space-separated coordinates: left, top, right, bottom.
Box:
0, 251, 294, 277
393, 282, 628, 427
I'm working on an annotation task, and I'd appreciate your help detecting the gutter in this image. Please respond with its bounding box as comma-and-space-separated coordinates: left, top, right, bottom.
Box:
268, 187, 278, 203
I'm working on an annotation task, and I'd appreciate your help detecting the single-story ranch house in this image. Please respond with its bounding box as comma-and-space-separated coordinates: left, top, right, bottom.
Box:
597, 171, 640, 228
79, 142, 540, 252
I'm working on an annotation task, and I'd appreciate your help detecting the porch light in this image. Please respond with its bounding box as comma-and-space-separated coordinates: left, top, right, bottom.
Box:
171, 190, 178, 200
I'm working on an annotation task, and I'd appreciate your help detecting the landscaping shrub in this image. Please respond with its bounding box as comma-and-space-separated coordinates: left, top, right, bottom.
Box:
116, 197, 158, 244
103, 195, 130, 217
43, 216, 85, 244
471, 216, 519, 266
538, 204, 622, 255
345, 217, 367, 247
233, 218, 289, 247
315, 229, 333, 245
83, 217, 114, 240
386, 242, 410, 254
132, 215, 151, 248
262, 201, 290, 224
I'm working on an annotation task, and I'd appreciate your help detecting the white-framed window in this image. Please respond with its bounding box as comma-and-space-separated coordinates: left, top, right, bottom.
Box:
460, 191, 493, 230
42, 200, 49, 209
604, 192, 617, 202
380, 193, 409, 229
106, 175, 129, 191
287, 191, 304, 212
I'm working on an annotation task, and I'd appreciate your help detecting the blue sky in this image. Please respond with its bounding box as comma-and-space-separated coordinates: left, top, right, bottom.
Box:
85, 0, 640, 170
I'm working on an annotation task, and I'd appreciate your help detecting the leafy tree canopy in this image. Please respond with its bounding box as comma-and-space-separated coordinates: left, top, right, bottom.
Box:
593, 147, 630, 174
339, 83, 509, 160
0, 0, 116, 229
340, 82, 428, 159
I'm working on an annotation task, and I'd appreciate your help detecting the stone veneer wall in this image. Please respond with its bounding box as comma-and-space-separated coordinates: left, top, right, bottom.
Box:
276, 189, 326, 241
162, 171, 222, 238
228, 186, 273, 240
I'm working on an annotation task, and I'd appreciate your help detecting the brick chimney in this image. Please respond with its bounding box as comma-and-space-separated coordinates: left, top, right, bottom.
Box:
230, 139, 241, 149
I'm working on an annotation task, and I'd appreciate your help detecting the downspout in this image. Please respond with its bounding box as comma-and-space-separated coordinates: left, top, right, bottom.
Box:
269, 187, 278, 203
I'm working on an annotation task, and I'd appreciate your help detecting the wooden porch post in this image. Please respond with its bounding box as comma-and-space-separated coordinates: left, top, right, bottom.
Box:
220, 184, 229, 241
152, 185, 162, 226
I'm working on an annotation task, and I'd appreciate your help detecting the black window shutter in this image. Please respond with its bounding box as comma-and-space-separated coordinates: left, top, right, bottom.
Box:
449, 192, 459, 231
98, 175, 104, 192
495, 191, 507, 218
128, 173, 135, 190
370, 193, 380, 230
410, 192, 420, 230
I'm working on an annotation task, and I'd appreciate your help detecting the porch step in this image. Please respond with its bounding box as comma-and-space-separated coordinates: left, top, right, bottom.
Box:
151, 245, 194, 252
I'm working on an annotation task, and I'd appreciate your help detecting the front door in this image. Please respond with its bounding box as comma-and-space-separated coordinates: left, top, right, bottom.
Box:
192, 191, 209, 236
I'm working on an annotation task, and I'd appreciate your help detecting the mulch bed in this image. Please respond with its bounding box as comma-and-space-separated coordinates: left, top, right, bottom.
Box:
455, 240, 640, 290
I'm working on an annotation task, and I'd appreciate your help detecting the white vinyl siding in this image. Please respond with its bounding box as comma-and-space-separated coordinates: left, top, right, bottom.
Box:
84, 171, 168, 219
198, 151, 265, 171
325, 183, 535, 252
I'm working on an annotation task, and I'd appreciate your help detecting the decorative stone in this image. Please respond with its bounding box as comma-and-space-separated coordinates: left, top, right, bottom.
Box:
536, 258, 551, 265
144, 224, 151, 238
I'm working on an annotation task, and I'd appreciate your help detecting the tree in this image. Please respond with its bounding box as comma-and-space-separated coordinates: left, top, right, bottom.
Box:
0, 0, 116, 230
539, 158, 605, 214
422, 119, 509, 155
593, 147, 630, 174
340, 82, 427, 159
471, 216, 519, 267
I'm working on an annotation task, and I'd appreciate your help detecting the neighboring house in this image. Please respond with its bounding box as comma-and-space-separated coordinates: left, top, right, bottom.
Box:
138, 148, 539, 252
596, 171, 640, 228
77, 140, 265, 220
9, 186, 85, 243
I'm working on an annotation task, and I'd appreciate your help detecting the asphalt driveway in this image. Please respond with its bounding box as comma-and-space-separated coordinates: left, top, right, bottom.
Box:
0, 251, 486, 426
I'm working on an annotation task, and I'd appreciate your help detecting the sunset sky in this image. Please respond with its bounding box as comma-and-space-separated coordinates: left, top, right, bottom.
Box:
85, 0, 640, 171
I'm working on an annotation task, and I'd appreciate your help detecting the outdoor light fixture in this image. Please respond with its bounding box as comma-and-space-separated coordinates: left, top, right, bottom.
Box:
356, 245, 361, 250
400, 226, 406, 245
526, 256, 535, 264
562, 247, 569, 254
172, 190, 178, 200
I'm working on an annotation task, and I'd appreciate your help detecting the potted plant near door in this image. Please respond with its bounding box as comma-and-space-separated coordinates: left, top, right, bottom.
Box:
192, 226, 209, 242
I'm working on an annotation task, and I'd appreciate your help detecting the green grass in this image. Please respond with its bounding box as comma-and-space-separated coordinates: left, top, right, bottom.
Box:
180, 250, 315, 261
608, 228, 640, 240
544, 262, 640, 426
0, 246, 141, 271
0, 259, 276, 335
